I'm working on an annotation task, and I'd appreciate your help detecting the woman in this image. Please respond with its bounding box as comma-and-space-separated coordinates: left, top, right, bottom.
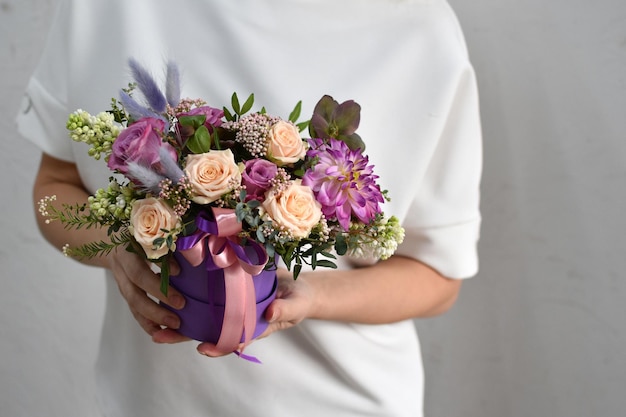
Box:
20, 0, 482, 415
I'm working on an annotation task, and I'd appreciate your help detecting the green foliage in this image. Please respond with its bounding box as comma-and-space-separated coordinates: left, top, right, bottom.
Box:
160, 257, 170, 296
65, 229, 133, 260
288, 100, 302, 123
225, 92, 255, 122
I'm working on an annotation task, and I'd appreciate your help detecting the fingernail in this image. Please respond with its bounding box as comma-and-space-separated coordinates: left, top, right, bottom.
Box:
169, 294, 185, 309
268, 309, 278, 323
164, 316, 179, 329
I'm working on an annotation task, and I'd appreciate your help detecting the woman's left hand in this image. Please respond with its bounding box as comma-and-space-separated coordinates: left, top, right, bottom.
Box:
195, 268, 315, 358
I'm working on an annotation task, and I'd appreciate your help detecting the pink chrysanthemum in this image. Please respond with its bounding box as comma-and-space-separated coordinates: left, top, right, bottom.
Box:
302, 138, 384, 230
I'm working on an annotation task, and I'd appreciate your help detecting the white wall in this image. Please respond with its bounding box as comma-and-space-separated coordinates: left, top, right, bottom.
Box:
418, 1, 626, 416
1, 1, 624, 416
0, 1, 104, 416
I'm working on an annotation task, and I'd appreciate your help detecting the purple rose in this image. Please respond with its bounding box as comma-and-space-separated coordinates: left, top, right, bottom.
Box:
178, 105, 224, 131
108, 117, 177, 176
242, 159, 278, 202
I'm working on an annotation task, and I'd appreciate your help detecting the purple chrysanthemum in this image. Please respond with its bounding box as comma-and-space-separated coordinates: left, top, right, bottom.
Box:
302, 138, 384, 230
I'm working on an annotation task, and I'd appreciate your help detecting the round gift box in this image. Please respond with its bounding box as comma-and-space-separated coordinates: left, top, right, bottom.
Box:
162, 250, 278, 343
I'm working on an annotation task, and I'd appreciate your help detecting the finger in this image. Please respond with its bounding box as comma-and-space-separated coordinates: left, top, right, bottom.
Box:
115, 251, 185, 309
129, 262, 186, 309
264, 299, 297, 328
124, 284, 182, 331
168, 257, 181, 276
129, 308, 162, 336
197, 342, 243, 358
152, 328, 191, 344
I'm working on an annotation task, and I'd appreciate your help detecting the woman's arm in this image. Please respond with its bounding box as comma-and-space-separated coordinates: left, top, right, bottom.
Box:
33, 153, 187, 339
195, 256, 461, 355
299, 255, 462, 323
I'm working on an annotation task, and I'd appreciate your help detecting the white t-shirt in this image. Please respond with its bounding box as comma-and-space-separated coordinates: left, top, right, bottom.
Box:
18, 0, 482, 416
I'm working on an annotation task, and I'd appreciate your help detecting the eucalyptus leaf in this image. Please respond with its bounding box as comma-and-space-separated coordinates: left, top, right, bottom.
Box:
178, 114, 206, 128
335, 234, 348, 255
256, 228, 266, 243
186, 125, 211, 153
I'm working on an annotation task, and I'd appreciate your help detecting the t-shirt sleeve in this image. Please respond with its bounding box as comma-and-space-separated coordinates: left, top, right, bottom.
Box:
396, 64, 483, 280
15, 0, 73, 162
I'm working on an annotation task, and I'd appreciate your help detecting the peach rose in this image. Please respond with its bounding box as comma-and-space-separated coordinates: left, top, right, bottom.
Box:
129, 197, 180, 259
266, 120, 307, 166
185, 149, 242, 204
262, 180, 322, 239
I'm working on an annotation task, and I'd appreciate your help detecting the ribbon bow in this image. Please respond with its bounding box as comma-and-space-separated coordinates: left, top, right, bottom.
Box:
177, 208, 269, 358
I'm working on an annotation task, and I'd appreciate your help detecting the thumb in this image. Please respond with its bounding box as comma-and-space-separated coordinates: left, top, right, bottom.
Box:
265, 299, 282, 323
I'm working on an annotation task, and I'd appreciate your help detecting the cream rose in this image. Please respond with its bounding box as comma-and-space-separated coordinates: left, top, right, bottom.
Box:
262, 180, 322, 239
185, 149, 242, 204
129, 197, 180, 259
267, 120, 307, 166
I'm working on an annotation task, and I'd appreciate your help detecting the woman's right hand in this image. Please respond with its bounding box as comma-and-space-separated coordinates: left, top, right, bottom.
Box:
107, 248, 189, 343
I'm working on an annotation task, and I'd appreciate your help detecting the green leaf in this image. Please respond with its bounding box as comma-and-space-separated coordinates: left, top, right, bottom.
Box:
223, 106, 235, 122
288, 100, 302, 123
334, 234, 348, 256
296, 120, 310, 132
178, 114, 206, 128
212, 129, 221, 150
160, 258, 170, 296
241, 93, 255, 115
256, 228, 266, 243
186, 125, 211, 154
315, 260, 337, 269
231, 92, 241, 114
283, 249, 294, 269
293, 263, 302, 280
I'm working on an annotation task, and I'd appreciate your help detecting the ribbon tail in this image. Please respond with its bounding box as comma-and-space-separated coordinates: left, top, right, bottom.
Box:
234, 350, 262, 364
240, 273, 257, 350
215, 264, 247, 353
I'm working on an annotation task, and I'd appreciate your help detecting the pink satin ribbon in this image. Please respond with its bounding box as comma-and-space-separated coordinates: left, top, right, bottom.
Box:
178, 208, 268, 357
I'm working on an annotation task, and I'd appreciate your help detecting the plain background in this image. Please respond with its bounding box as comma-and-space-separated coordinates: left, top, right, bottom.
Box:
1, 1, 625, 416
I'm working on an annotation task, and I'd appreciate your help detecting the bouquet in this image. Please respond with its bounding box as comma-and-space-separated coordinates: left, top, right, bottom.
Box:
39, 59, 404, 353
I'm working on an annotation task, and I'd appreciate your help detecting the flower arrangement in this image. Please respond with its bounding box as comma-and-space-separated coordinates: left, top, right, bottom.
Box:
39, 59, 405, 294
